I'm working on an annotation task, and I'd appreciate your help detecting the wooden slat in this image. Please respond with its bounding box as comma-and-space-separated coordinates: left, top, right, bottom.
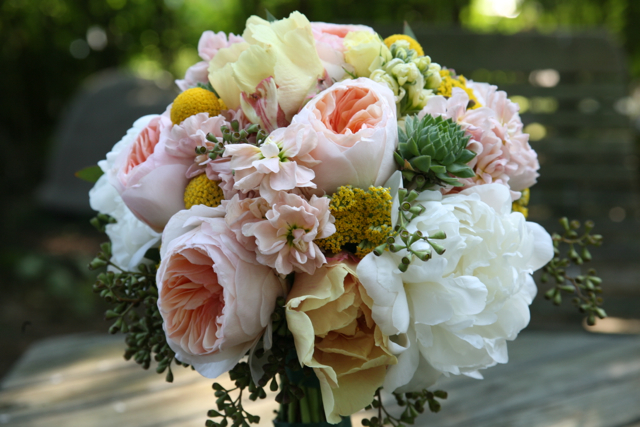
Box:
2, 333, 640, 427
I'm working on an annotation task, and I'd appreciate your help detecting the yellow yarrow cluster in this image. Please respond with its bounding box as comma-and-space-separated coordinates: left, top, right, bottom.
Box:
436, 69, 481, 110
383, 34, 424, 57
183, 174, 224, 209
316, 186, 393, 258
171, 87, 227, 125
512, 188, 530, 218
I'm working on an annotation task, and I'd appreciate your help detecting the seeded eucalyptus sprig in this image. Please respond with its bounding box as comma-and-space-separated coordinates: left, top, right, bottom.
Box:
206, 296, 322, 427
199, 121, 268, 162
89, 215, 187, 382
373, 188, 446, 272
362, 388, 448, 427
542, 217, 606, 325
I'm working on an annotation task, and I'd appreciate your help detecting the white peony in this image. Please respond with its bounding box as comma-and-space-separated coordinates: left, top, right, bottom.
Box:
89, 116, 161, 271
357, 180, 553, 391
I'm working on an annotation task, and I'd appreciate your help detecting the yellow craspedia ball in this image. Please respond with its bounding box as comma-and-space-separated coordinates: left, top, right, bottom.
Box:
512, 188, 530, 218
171, 87, 226, 125
384, 34, 424, 57
183, 174, 224, 209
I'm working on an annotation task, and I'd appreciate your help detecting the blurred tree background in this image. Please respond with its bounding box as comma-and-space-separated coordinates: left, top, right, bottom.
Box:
1, 0, 639, 377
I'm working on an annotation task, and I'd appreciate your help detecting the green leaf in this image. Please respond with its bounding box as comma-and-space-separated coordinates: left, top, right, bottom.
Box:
406, 137, 420, 157
394, 151, 405, 166
457, 149, 477, 164
410, 155, 432, 172
265, 9, 277, 22
430, 164, 447, 174
403, 21, 418, 40
75, 165, 103, 183
447, 163, 475, 178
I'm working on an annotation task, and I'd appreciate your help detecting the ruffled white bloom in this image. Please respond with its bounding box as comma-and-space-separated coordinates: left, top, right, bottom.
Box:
357, 181, 553, 391
89, 116, 161, 270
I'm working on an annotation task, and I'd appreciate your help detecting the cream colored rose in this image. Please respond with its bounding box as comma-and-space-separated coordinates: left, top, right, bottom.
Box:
343, 31, 391, 78
208, 12, 324, 119
285, 260, 397, 423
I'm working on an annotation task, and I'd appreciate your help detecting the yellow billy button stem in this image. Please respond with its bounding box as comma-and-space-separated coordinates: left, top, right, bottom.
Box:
170, 87, 227, 125
183, 174, 224, 209
383, 34, 424, 57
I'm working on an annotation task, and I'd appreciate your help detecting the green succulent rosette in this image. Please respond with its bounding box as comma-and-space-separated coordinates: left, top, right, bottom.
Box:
394, 114, 477, 191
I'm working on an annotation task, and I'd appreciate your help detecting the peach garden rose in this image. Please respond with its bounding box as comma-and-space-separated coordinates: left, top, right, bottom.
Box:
292, 78, 398, 195
157, 205, 284, 378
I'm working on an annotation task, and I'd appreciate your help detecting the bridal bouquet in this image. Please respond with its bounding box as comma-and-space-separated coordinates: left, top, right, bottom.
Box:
85, 11, 606, 427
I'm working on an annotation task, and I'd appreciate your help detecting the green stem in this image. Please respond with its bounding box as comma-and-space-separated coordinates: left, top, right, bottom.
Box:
278, 403, 286, 422
299, 386, 311, 424
288, 398, 297, 423
307, 386, 321, 423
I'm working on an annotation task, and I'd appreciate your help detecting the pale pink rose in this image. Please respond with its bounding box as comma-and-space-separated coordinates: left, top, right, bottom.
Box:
243, 192, 335, 275
157, 205, 283, 379
224, 123, 320, 202
418, 87, 538, 200
108, 109, 191, 232
176, 31, 244, 91
292, 78, 398, 195
310, 22, 374, 81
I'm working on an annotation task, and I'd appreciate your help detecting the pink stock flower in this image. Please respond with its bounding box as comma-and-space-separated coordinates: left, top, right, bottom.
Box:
157, 205, 283, 379
163, 112, 230, 179
176, 31, 244, 91
224, 194, 270, 251
224, 123, 321, 202
243, 192, 336, 275
292, 78, 398, 195
418, 86, 539, 200
311, 22, 374, 81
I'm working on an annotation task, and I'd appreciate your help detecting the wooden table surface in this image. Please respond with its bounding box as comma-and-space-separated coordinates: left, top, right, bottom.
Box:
1, 331, 639, 427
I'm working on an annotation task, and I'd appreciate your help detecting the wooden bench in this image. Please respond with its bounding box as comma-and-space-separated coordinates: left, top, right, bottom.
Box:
1, 332, 639, 426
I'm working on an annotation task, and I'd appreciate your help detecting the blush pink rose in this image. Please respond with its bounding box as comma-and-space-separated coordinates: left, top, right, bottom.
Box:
292, 78, 398, 195
311, 22, 374, 81
111, 111, 234, 232
157, 205, 284, 378
108, 110, 191, 232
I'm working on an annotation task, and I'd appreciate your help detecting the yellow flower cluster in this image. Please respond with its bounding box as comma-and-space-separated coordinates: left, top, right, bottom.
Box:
512, 188, 530, 218
436, 69, 481, 109
316, 186, 393, 258
383, 34, 424, 56
170, 87, 227, 125
183, 174, 224, 209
